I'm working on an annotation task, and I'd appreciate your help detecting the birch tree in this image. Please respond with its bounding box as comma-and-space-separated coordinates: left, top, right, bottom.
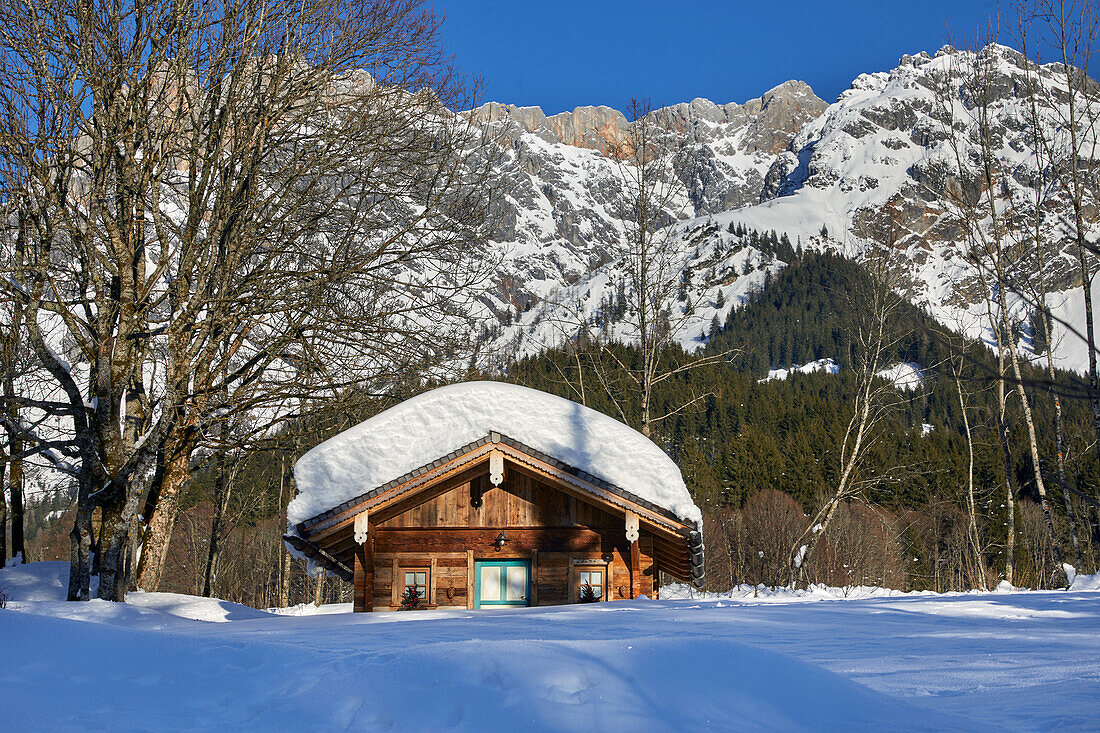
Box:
1017, 31, 1087, 567
932, 39, 1068, 587
787, 245, 908, 588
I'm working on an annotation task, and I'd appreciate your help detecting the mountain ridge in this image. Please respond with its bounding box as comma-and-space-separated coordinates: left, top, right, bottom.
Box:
471, 43, 1099, 375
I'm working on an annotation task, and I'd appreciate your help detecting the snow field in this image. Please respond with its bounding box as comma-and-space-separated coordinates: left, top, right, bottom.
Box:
2, 562, 1099, 731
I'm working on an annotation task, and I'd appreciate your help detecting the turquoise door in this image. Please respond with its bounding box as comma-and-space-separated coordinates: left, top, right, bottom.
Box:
474, 560, 531, 609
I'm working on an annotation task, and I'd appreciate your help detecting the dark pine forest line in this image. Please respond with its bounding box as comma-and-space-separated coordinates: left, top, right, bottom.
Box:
504, 251, 1100, 592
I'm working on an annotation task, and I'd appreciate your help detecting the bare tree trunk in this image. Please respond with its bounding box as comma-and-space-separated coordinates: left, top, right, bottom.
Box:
995, 361, 1017, 586
280, 551, 292, 608
792, 493, 845, 588
202, 457, 232, 598
996, 285, 1068, 588
1043, 311, 1084, 568
67, 472, 95, 601
277, 454, 290, 608
2, 312, 23, 562
135, 432, 196, 591
954, 366, 986, 589
98, 476, 150, 601
0, 459, 7, 567
313, 570, 325, 607
7, 433, 21, 562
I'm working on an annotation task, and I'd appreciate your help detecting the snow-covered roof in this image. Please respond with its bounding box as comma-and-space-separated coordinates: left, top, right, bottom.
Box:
288, 381, 701, 527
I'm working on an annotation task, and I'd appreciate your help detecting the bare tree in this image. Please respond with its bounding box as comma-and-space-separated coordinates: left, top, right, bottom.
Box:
0, 276, 27, 565
1016, 34, 1087, 568
0, 0, 493, 601
788, 245, 909, 588
942, 330, 989, 589
583, 98, 735, 438
1017, 0, 1100, 444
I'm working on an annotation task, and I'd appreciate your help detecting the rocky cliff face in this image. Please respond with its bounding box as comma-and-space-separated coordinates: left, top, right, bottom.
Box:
468, 82, 827, 323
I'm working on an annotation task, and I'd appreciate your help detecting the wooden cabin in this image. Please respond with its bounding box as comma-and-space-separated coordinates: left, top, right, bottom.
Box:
285, 382, 704, 612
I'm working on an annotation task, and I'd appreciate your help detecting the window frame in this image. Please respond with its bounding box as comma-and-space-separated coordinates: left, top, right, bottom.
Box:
571, 561, 609, 603
391, 558, 437, 608
473, 559, 531, 609
401, 567, 430, 604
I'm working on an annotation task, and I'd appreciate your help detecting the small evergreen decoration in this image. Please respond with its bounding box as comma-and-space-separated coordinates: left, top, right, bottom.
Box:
399, 586, 423, 610
577, 582, 600, 603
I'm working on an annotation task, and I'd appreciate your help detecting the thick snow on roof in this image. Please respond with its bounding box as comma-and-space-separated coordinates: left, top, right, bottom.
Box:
288, 381, 701, 528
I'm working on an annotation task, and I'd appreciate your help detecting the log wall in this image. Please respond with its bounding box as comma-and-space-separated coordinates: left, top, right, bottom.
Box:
365, 473, 655, 610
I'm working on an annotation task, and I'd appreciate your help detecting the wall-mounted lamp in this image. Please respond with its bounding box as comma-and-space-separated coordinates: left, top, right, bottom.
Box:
492, 531, 510, 552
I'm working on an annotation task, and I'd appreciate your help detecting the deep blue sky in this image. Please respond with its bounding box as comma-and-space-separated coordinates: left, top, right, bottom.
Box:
435, 0, 1004, 113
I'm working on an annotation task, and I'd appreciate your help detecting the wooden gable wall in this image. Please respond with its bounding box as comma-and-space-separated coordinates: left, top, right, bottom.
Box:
367, 471, 656, 610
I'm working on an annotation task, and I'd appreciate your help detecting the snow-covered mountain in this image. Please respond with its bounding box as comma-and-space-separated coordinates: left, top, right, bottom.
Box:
468, 44, 1100, 374
465, 82, 827, 325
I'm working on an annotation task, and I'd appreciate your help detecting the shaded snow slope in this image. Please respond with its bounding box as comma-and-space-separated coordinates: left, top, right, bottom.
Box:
4, 562, 1100, 731
289, 381, 700, 527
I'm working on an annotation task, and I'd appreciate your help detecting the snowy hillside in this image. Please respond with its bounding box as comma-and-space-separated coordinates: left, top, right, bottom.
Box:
724, 45, 1098, 372
491, 220, 787, 359
3, 562, 1099, 730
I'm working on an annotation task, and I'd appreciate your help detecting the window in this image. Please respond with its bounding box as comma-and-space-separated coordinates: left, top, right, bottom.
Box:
474, 560, 530, 608
402, 568, 429, 603
575, 568, 604, 602
391, 558, 437, 608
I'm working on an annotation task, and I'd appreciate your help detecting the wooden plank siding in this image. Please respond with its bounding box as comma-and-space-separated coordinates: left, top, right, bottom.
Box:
358, 472, 656, 610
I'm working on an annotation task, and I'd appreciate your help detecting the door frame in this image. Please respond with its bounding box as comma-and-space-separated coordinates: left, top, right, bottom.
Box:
473, 559, 531, 609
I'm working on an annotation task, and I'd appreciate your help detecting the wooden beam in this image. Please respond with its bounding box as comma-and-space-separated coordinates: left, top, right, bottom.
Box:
530, 549, 539, 606
630, 538, 642, 599
353, 544, 367, 612
429, 557, 438, 606
373, 527, 615, 555
283, 534, 352, 582
651, 533, 691, 560
466, 550, 475, 610
320, 531, 358, 557
364, 526, 375, 612
352, 522, 375, 613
